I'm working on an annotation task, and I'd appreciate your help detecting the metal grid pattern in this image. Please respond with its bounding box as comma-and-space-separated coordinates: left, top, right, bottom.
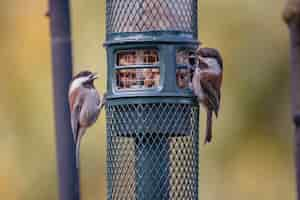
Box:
106, 0, 198, 34
106, 103, 199, 200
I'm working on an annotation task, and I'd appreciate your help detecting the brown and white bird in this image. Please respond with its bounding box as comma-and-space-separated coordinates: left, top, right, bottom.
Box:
190, 47, 223, 144
68, 70, 105, 168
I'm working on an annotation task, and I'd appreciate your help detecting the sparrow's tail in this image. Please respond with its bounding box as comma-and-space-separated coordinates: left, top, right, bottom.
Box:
205, 110, 213, 144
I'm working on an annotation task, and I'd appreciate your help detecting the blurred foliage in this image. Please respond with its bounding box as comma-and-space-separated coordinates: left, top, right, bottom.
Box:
0, 0, 294, 199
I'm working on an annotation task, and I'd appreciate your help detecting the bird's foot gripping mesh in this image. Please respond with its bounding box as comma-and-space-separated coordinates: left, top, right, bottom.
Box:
106, 103, 199, 200
106, 0, 197, 34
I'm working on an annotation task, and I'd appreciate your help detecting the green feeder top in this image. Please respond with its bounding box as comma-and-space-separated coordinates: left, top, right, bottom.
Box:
105, 0, 198, 43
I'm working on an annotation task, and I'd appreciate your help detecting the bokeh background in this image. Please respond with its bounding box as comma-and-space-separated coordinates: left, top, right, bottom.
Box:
0, 0, 294, 199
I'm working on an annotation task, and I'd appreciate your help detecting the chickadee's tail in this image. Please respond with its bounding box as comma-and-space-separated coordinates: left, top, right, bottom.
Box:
76, 136, 81, 169
75, 128, 85, 169
205, 110, 213, 144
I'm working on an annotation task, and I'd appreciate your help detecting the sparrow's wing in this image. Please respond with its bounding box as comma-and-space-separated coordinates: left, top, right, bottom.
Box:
200, 79, 220, 116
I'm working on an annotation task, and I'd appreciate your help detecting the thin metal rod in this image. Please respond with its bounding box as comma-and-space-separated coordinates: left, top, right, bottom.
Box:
283, 2, 300, 199
289, 23, 300, 200
48, 0, 80, 199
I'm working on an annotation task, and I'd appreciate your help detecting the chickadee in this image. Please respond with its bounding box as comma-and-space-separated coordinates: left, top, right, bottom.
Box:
190, 47, 223, 144
68, 70, 105, 168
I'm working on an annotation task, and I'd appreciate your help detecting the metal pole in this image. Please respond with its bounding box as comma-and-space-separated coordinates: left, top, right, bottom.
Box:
48, 0, 80, 199
283, 2, 300, 199
287, 22, 300, 200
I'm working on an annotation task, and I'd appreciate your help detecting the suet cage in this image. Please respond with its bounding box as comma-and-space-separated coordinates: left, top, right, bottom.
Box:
104, 0, 200, 199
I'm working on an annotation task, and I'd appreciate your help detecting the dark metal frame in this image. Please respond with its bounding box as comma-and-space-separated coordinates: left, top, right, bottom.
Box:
48, 0, 80, 199
113, 47, 161, 93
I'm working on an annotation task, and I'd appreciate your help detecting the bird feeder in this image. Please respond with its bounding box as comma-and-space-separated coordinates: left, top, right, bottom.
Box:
104, 0, 200, 199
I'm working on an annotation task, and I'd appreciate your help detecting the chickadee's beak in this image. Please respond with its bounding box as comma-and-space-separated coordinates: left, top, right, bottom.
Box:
198, 56, 208, 64
198, 56, 205, 61
90, 73, 99, 80
188, 55, 196, 66
189, 55, 196, 60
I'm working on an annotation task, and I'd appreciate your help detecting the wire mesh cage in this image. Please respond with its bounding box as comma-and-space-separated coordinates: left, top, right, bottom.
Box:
106, 0, 198, 36
106, 103, 199, 199
105, 0, 200, 199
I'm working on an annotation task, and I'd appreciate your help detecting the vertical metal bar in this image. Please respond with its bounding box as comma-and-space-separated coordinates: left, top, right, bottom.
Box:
194, 107, 200, 200
48, 0, 80, 199
289, 22, 300, 200
161, 45, 176, 92
135, 137, 170, 200
192, 0, 198, 39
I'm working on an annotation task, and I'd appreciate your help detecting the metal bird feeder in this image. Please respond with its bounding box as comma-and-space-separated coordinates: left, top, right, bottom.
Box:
104, 0, 200, 199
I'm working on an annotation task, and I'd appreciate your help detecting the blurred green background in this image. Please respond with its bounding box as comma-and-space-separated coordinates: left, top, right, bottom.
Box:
0, 0, 294, 199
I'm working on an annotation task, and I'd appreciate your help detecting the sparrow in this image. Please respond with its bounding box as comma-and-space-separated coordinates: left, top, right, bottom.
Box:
190, 47, 223, 144
68, 70, 105, 168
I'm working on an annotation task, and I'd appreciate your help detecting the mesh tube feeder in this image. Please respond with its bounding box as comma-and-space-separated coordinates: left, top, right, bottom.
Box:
104, 0, 200, 199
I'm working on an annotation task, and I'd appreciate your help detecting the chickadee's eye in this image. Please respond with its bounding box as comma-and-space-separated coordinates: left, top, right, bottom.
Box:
96, 98, 100, 106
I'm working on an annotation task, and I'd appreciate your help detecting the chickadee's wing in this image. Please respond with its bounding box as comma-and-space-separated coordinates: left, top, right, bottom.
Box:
200, 79, 220, 116
199, 70, 221, 115
69, 89, 83, 142
71, 104, 81, 142
99, 92, 107, 111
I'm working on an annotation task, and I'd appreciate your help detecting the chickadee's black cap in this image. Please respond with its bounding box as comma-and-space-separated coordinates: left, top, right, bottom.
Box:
72, 70, 93, 81
198, 47, 223, 68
